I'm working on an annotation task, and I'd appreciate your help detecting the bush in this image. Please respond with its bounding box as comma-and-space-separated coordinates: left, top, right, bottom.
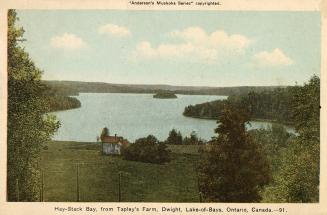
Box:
122, 135, 171, 164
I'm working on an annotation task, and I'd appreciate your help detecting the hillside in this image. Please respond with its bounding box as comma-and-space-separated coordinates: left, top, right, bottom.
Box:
43, 80, 284, 96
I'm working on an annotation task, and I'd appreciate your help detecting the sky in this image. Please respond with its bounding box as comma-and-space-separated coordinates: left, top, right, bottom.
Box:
17, 10, 321, 87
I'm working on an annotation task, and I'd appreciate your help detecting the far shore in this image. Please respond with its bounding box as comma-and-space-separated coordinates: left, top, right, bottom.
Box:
182, 115, 294, 127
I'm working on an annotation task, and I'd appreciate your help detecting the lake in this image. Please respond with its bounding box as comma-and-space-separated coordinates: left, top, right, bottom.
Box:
53, 93, 293, 142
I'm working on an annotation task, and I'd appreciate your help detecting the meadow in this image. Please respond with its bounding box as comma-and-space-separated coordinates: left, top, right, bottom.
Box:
40, 141, 201, 202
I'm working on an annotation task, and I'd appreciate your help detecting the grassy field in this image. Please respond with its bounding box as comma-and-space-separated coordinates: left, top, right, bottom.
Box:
40, 141, 202, 202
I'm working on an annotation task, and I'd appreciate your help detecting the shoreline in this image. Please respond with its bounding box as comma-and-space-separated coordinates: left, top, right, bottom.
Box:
183, 115, 294, 126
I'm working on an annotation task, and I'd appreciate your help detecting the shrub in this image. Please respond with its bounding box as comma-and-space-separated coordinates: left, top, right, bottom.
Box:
122, 135, 171, 164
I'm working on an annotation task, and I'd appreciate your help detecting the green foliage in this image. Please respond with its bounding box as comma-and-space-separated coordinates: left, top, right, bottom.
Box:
183, 131, 205, 145
153, 90, 177, 99
198, 106, 271, 202
44, 86, 81, 112
43, 81, 80, 96
184, 86, 297, 125
44, 80, 280, 96
122, 135, 171, 164
251, 124, 294, 171
165, 129, 183, 145
291, 75, 320, 141
262, 140, 319, 203
260, 76, 320, 203
40, 141, 200, 202
46, 95, 81, 112
100, 127, 109, 141
184, 99, 226, 119
165, 129, 205, 145
7, 10, 60, 201
184, 76, 320, 202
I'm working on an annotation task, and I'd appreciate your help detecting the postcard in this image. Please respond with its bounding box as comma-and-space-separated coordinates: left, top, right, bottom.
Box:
0, 0, 326, 214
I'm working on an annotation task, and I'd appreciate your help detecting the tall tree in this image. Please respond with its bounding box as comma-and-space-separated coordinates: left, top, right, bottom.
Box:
262, 76, 320, 202
7, 10, 59, 201
292, 75, 320, 141
198, 106, 271, 202
100, 127, 109, 141
166, 129, 183, 145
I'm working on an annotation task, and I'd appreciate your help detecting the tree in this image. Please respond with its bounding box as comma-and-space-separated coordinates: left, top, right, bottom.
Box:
7, 10, 60, 201
262, 76, 320, 202
100, 127, 109, 141
189, 131, 200, 144
198, 106, 271, 202
183, 131, 204, 145
166, 129, 183, 145
262, 139, 319, 203
291, 75, 320, 141
251, 124, 294, 174
287, 75, 320, 202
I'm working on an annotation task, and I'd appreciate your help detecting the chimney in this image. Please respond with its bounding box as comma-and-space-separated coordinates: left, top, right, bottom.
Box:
115, 134, 117, 140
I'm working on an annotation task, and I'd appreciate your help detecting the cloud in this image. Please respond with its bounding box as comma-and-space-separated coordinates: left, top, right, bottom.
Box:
252, 48, 293, 67
170, 27, 251, 51
98, 24, 131, 37
50, 33, 86, 50
131, 26, 252, 63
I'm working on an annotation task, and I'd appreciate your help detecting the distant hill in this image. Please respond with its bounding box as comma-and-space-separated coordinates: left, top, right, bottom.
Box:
43, 80, 286, 96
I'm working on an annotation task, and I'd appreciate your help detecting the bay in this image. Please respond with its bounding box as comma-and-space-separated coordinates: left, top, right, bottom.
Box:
53, 93, 294, 142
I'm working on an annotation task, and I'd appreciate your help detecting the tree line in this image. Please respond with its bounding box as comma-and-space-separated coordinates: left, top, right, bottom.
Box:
183, 83, 310, 125
165, 129, 205, 145
120, 130, 204, 164
44, 87, 81, 112
44, 80, 281, 96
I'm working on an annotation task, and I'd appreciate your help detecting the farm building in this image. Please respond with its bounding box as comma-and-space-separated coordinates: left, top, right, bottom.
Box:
101, 134, 129, 155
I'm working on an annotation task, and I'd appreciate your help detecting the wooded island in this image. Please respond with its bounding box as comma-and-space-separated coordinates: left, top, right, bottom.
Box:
153, 91, 177, 99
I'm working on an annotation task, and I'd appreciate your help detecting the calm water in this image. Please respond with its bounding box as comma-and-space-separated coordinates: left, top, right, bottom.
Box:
53, 93, 293, 142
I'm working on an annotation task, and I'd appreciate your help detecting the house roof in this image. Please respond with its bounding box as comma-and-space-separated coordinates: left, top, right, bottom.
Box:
102, 135, 129, 145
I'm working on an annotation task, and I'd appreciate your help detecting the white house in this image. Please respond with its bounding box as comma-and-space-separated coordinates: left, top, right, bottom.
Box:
101, 134, 128, 155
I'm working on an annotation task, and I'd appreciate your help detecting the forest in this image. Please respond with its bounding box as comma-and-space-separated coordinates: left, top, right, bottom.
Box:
183, 82, 315, 125
44, 87, 81, 112
44, 80, 280, 96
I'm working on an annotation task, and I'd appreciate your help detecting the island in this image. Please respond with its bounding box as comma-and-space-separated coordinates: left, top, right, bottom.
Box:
153, 91, 177, 99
